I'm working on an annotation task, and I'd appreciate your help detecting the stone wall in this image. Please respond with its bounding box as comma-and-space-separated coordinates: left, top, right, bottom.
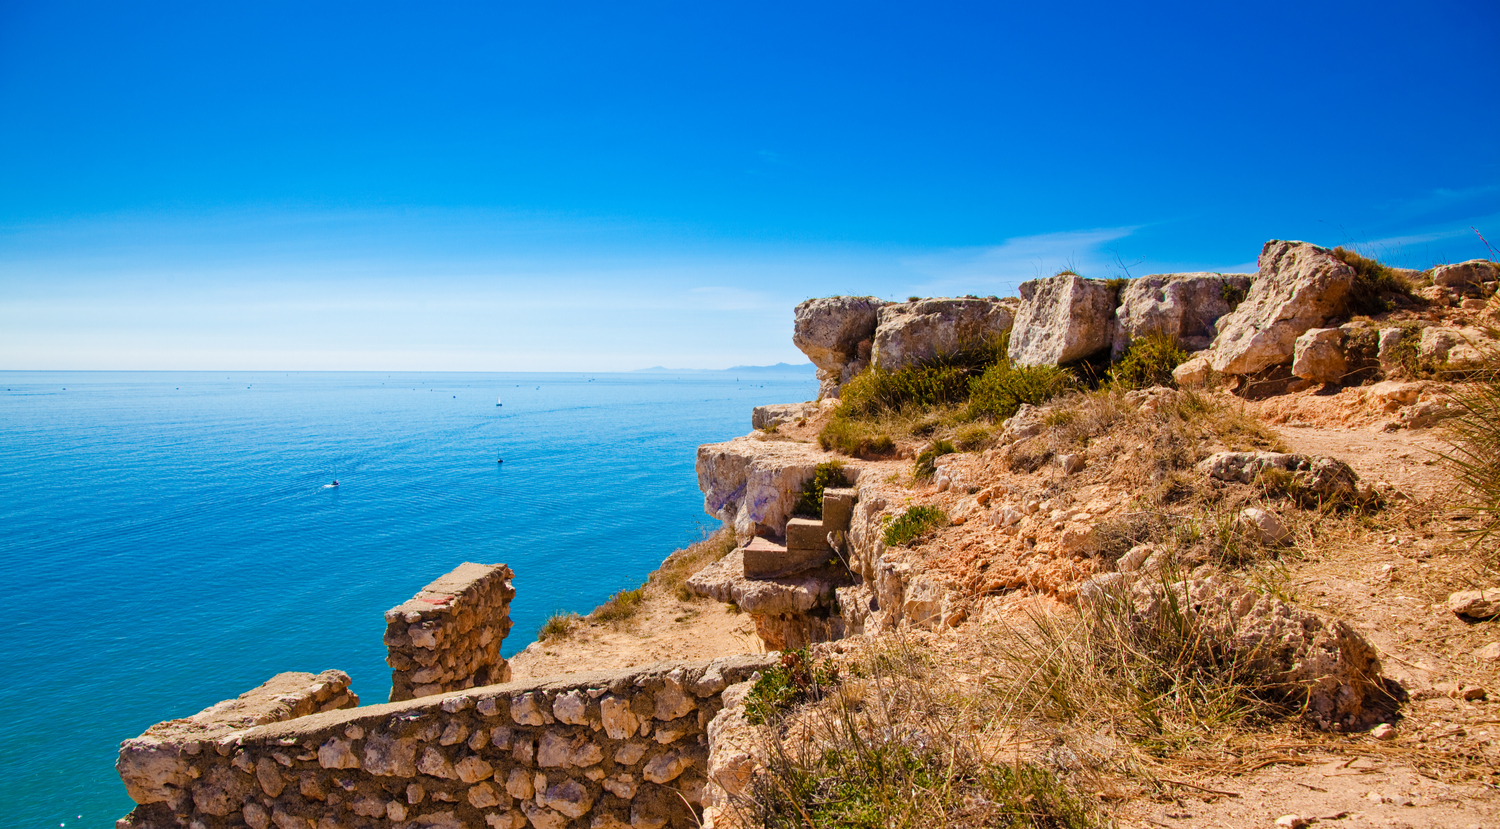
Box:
117, 655, 776, 829
385, 562, 516, 702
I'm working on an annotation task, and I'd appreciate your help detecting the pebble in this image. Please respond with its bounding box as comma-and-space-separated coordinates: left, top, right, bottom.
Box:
1371, 722, 1398, 740
1274, 815, 1308, 829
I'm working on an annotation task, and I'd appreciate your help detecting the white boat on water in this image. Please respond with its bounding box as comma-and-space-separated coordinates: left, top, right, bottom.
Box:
496, 397, 502, 407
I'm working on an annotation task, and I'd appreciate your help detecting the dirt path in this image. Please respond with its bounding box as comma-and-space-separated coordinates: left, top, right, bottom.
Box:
1123, 418, 1500, 828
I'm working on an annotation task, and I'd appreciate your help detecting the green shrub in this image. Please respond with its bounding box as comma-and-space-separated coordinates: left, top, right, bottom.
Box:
953, 422, 994, 450
1333, 246, 1421, 316
817, 416, 897, 458
913, 439, 955, 479
538, 611, 581, 641
744, 649, 839, 725
837, 340, 1004, 418
1109, 331, 1189, 390
591, 586, 645, 623
793, 461, 850, 517
967, 361, 1075, 420
883, 505, 947, 547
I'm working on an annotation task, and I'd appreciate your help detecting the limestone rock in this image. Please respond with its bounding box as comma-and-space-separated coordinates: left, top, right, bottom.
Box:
696, 435, 843, 543
686, 548, 841, 616
870, 298, 1013, 372
1449, 589, 1500, 621
1198, 451, 1360, 503
1128, 576, 1393, 730
1171, 354, 1213, 387
793, 296, 887, 398
751, 402, 817, 431
1291, 328, 1347, 384
1431, 259, 1499, 296
1111, 272, 1252, 358
1199, 240, 1355, 376
1420, 326, 1493, 368
1240, 507, 1291, 545
1377, 328, 1407, 374
1010, 274, 1118, 366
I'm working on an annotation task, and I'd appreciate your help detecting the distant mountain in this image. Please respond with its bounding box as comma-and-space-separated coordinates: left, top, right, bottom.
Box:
632, 362, 815, 374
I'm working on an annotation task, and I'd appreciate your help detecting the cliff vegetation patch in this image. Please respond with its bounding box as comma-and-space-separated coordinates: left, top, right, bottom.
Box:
884, 505, 947, 547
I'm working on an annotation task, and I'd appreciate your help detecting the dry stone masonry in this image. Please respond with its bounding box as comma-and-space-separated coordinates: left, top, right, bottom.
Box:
117, 656, 775, 829
385, 562, 516, 702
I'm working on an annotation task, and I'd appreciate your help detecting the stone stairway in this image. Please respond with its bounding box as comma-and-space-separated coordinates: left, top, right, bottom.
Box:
687, 485, 859, 649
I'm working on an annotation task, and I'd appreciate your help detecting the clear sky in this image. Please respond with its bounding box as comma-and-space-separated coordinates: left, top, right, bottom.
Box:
2, 0, 1497, 371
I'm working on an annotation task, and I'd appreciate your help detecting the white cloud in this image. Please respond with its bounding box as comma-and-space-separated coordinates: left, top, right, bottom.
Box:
898, 226, 1141, 296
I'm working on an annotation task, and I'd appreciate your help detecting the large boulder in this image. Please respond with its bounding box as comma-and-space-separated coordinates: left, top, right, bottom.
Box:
871, 298, 1014, 372
1291, 327, 1347, 384
1111, 272, 1253, 358
793, 296, 888, 399
1126, 576, 1394, 731
1010, 274, 1118, 366
1431, 259, 1499, 296
1199, 240, 1355, 376
697, 436, 851, 543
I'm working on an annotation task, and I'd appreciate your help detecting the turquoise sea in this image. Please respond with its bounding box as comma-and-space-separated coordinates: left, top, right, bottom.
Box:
0, 369, 816, 829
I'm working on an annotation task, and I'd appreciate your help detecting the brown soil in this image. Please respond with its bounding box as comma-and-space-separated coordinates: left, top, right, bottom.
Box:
508, 590, 763, 682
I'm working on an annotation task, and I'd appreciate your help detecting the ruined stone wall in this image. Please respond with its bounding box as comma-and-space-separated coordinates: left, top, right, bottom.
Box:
385, 562, 515, 702
117, 655, 775, 829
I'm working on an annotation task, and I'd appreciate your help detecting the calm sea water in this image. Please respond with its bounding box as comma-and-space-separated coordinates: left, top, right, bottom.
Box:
0, 369, 815, 829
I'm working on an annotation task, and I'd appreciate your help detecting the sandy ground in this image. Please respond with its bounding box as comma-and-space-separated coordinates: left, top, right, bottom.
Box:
507, 591, 764, 682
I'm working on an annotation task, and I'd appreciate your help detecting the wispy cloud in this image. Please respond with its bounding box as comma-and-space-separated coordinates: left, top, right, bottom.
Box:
898, 226, 1141, 296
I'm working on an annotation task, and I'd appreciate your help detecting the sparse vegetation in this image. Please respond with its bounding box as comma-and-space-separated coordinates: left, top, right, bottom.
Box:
817, 416, 898, 458
1333, 246, 1422, 316
883, 505, 946, 547
1220, 279, 1248, 309
590, 586, 645, 623
744, 648, 839, 725
913, 439, 955, 479
1108, 331, 1188, 390
1443, 376, 1500, 560
538, 611, 581, 641
740, 639, 1099, 829
649, 527, 738, 602
793, 461, 851, 517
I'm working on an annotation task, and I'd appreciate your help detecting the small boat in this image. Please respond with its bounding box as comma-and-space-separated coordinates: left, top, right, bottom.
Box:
331, 480, 339, 487
496, 397, 503, 407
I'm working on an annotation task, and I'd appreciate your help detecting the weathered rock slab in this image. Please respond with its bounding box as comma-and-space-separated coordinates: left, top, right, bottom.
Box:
871, 298, 1013, 372
1111, 272, 1252, 358
1200, 240, 1355, 376
1010, 274, 1117, 366
793, 296, 887, 398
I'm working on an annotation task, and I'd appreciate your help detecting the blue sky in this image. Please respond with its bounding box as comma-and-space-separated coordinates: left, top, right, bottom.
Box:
2, 0, 1497, 370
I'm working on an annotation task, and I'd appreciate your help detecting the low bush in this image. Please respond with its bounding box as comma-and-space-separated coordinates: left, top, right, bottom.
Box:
968, 361, 1075, 421
837, 339, 1005, 418
1333, 246, 1422, 316
744, 648, 839, 725
913, 439, 955, 479
537, 611, 581, 641
793, 461, 850, 517
883, 505, 946, 547
590, 586, 645, 623
742, 639, 1100, 829
1109, 331, 1188, 390
817, 416, 897, 458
